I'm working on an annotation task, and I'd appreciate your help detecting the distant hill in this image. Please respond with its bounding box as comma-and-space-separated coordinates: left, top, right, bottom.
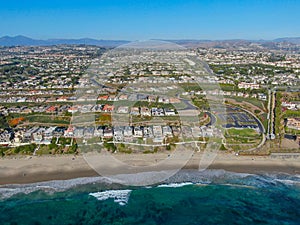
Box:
0, 35, 129, 47
1, 35, 300, 47
0, 35, 45, 46
273, 37, 300, 44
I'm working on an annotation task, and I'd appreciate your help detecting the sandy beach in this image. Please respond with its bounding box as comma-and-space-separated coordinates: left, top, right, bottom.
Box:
0, 152, 300, 185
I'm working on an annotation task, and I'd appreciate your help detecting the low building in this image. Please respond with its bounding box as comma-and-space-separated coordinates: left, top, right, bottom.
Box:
124, 126, 133, 137
94, 126, 104, 137
103, 127, 113, 138
238, 82, 260, 90
200, 126, 214, 137
74, 127, 84, 138
153, 126, 163, 142
162, 126, 172, 137
0, 130, 13, 145
287, 118, 300, 130
24, 126, 39, 141
68, 106, 78, 113
113, 126, 124, 142
84, 127, 95, 138
103, 104, 114, 112
118, 94, 128, 100
158, 97, 169, 103
117, 106, 129, 114
282, 102, 297, 110
258, 93, 267, 101
172, 126, 181, 136
44, 127, 56, 143
140, 107, 151, 116
130, 107, 140, 116
165, 108, 176, 116
144, 126, 153, 138
151, 108, 164, 116
46, 106, 57, 113
98, 95, 109, 101
54, 127, 66, 137
108, 95, 117, 101
32, 127, 46, 143
148, 96, 156, 102
134, 126, 143, 137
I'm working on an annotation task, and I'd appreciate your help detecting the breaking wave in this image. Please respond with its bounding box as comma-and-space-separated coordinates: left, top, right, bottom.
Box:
89, 189, 132, 206
1, 169, 299, 200
157, 182, 193, 188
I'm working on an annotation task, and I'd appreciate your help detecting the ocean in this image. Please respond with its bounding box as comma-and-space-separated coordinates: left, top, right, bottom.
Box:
0, 170, 300, 225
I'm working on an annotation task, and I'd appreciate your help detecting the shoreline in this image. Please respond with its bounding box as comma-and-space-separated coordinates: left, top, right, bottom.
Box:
0, 152, 300, 185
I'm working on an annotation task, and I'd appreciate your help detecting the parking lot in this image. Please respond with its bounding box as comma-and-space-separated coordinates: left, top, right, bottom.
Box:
216, 106, 261, 131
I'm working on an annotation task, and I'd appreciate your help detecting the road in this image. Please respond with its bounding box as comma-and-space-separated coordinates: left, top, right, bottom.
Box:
267, 89, 276, 140
205, 111, 216, 126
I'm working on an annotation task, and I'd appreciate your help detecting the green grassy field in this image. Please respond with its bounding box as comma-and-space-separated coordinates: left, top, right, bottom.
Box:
225, 128, 261, 149
227, 128, 260, 137
284, 110, 300, 117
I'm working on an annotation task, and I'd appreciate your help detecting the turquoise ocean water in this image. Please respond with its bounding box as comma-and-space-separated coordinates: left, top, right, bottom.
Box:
0, 170, 300, 225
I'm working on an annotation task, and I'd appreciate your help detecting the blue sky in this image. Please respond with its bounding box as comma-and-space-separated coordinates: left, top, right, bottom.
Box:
0, 0, 299, 40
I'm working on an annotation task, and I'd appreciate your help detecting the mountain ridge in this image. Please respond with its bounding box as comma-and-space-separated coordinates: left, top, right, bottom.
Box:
1, 35, 300, 47
0, 35, 130, 47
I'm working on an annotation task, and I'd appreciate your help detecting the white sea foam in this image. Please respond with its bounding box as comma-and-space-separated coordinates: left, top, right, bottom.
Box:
1, 169, 299, 200
274, 178, 300, 186
89, 189, 132, 206
0, 176, 111, 199
157, 182, 193, 188
260, 173, 300, 186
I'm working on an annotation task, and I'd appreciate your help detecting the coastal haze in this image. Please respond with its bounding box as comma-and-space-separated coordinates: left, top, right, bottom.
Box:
0, 0, 300, 224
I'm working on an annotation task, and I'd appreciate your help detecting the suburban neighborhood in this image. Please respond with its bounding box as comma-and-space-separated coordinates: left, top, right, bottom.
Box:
0, 40, 300, 156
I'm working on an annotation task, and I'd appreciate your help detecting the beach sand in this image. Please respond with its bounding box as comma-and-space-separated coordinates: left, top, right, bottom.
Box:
0, 152, 299, 185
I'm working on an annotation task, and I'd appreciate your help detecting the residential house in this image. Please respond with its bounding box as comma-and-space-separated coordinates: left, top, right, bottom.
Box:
140, 107, 151, 116
134, 126, 143, 137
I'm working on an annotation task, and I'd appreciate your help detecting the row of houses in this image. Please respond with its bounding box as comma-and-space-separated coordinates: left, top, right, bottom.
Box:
117, 107, 176, 116
0, 104, 177, 117
22, 126, 57, 144
1, 123, 221, 146
282, 101, 300, 111
65, 125, 175, 143
238, 82, 260, 90
1, 126, 66, 146
97, 94, 180, 104
0, 93, 181, 105
182, 90, 267, 101
65, 125, 221, 143
68, 104, 177, 116
1, 105, 71, 115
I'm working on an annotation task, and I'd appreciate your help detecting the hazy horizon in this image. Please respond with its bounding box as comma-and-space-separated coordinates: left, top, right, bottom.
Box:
1, 0, 300, 41
1, 34, 300, 42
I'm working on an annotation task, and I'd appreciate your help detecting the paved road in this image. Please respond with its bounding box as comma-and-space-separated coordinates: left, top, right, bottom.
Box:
205, 111, 216, 126
267, 90, 276, 140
